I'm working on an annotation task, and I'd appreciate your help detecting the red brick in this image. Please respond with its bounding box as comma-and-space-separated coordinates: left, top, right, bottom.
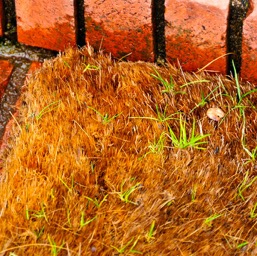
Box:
0, 61, 42, 158
0, 60, 13, 98
0, 60, 13, 158
22, 62, 42, 92
15, 0, 76, 51
85, 0, 153, 61
241, 0, 257, 83
0, 0, 4, 37
27, 61, 42, 75
165, 0, 229, 73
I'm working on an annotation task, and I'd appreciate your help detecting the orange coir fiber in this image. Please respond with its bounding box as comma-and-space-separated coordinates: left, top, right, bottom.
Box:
0, 47, 257, 255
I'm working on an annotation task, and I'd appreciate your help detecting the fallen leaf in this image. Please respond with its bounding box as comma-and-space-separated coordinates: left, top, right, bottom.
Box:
207, 108, 225, 121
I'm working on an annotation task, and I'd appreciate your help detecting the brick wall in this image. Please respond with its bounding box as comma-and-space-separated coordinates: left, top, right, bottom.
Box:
0, 0, 257, 82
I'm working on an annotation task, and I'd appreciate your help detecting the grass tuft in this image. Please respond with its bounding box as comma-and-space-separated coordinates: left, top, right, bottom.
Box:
168, 116, 210, 150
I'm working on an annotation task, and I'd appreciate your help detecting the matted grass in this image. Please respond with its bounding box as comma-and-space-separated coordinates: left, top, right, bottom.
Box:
0, 47, 257, 255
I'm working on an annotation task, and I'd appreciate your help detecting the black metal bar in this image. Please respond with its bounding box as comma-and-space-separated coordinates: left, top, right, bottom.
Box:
2, 0, 17, 41
74, 0, 86, 47
152, 0, 166, 64
227, 0, 249, 75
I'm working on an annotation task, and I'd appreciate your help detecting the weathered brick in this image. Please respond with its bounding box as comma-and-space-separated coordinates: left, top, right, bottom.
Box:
0, 61, 41, 156
23, 61, 42, 92
85, 0, 153, 61
165, 0, 229, 73
0, 60, 13, 98
16, 0, 76, 51
27, 61, 42, 75
241, 0, 257, 83
0, 60, 13, 157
